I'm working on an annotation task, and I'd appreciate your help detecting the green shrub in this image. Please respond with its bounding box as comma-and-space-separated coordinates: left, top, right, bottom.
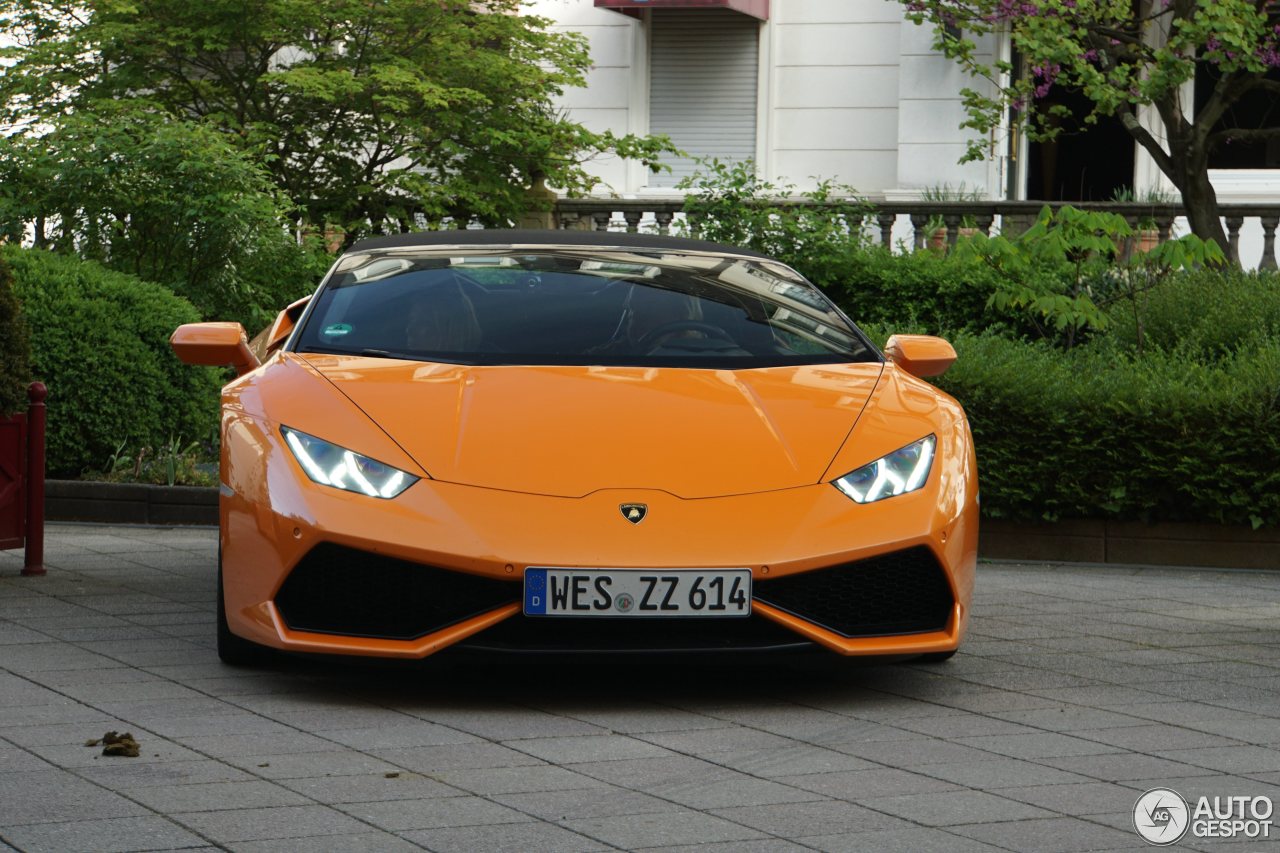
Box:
4, 246, 222, 476
951, 206, 1221, 350
937, 334, 1280, 528
837, 247, 1011, 336
1103, 266, 1280, 361
85, 436, 218, 488
0, 253, 31, 416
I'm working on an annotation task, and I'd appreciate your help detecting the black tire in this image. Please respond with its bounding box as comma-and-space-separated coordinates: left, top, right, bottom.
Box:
217, 547, 266, 666
919, 649, 958, 663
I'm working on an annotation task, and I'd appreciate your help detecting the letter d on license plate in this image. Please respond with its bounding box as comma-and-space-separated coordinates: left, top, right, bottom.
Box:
524, 568, 751, 617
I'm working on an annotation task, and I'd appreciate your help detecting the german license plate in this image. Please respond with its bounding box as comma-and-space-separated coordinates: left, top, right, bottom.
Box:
523, 568, 751, 617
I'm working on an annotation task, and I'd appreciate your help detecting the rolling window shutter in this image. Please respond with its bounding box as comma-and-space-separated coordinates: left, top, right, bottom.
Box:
649, 9, 759, 188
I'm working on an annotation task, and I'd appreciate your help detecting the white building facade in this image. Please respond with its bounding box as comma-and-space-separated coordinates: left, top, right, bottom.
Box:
528, 0, 1009, 202
529, 0, 1280, 230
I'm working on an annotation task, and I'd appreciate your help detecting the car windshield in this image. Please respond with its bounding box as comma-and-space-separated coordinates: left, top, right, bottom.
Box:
292, 247, 876, 368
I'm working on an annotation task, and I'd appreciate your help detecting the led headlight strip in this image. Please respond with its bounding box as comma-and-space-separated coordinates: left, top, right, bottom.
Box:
832, 435, 936, 504
282, 426, 418, 499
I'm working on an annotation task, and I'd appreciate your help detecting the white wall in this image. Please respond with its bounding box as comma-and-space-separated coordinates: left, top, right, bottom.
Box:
892, 17, 997, 198
766, 1, 901, 194
526, 0, 998, 199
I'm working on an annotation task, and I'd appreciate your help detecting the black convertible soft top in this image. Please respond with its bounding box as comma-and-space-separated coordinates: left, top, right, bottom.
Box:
349, 228, 769, 259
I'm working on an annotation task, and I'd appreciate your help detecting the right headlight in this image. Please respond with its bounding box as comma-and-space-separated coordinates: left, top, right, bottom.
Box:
282, 426, 419, 499
831, 435, 936, 504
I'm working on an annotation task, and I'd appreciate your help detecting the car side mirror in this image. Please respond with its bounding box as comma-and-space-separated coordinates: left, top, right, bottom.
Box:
170, 322, 261, 376
884, 334, 956, 378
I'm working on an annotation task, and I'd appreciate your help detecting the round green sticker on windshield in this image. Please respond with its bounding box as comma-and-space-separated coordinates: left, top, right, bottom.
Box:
323, 323, 353, 337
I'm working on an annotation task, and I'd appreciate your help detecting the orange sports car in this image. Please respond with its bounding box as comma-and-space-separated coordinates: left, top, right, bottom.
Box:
171, 230, 977, 665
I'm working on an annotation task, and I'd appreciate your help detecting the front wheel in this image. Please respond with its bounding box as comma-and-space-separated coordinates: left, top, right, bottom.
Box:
217, 548, 266, 666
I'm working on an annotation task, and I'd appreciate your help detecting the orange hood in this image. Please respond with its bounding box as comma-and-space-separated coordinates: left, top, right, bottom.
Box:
300, 355, 882, 498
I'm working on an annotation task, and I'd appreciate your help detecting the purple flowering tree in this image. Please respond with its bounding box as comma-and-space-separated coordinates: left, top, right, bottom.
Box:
902, 0, 1280, 247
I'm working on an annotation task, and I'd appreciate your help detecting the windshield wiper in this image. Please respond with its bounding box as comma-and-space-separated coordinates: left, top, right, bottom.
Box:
298, 345, 469, 364
358, 348, 419, 360
360, 348, 472, 364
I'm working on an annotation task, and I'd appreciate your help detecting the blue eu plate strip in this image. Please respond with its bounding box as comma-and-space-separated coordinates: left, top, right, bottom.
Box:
524, 568, 547, 615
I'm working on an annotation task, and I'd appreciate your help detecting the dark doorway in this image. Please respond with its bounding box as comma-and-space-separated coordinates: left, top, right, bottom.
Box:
1024, 78, 1134, 201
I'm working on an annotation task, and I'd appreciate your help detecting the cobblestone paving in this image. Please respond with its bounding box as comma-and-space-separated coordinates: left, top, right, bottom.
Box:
2, 524, 1279, 852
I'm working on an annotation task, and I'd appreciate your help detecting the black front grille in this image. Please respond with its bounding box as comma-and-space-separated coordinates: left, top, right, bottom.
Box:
754, 546, 954, 637
274, 543, 519, 640
459, 614, 812, 654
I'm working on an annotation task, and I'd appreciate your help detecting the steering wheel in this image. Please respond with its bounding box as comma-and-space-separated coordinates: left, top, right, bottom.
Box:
637, 321, 736, 352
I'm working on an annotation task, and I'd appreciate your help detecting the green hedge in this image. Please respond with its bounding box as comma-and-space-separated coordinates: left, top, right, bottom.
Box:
4, 246, 222, 476
0, 253, 31, 416
935, 334, 1280, 528
836, 246, 1019, 336
1103, 267, 1280, 362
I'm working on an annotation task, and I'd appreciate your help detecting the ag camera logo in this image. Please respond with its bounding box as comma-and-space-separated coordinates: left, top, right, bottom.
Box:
1133, 788, 1189, 845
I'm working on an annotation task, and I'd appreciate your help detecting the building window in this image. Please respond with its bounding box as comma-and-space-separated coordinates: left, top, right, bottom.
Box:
648, 9, 759, 188
1197, 63, 1280, 169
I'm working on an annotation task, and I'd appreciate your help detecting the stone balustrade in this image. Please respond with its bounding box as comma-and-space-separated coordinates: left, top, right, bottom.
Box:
553, 198, 1280, 269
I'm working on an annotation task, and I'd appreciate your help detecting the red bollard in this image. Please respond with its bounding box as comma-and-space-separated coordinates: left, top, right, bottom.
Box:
22, 382, 45, 576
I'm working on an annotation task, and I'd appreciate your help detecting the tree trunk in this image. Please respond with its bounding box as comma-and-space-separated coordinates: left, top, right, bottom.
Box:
1178, 168, 1229, 251
1120, 94, 1230, 253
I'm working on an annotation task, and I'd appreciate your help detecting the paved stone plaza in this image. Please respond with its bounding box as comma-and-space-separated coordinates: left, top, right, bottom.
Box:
2, 525, 1279, 852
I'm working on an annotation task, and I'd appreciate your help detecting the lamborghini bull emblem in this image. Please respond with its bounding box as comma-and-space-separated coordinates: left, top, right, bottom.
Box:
620, 503, 647, 524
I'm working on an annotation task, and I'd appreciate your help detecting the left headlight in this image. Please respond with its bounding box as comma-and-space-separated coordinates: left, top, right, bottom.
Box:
282, 426, 419, 499
832, 435, 936, 504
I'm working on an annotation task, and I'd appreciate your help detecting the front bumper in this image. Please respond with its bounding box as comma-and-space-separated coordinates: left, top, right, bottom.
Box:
271, 542, 957, 655
219, 416, 978, 659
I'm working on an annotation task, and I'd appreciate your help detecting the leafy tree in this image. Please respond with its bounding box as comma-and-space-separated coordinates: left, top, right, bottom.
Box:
0, 105, 324, 326
0, 0, 673, 237
900, 0, 1280, 246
